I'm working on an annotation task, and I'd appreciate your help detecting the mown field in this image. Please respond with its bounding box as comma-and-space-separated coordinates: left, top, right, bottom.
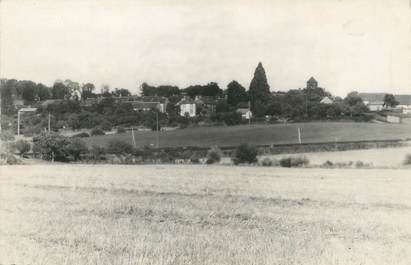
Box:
1, 165, 411, 265
85, 122, 411, 148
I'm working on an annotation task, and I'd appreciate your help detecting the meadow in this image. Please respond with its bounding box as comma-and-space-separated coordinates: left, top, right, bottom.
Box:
85, 122, 411, 148
1, 165, 411, 265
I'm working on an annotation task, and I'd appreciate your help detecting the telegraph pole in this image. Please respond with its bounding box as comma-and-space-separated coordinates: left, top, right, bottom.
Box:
156, 112, 159, 148
48, 112, 51, 132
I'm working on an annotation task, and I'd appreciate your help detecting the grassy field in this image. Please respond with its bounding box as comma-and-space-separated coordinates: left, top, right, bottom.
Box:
1, 165, 411, 265
84, 122, 411, 148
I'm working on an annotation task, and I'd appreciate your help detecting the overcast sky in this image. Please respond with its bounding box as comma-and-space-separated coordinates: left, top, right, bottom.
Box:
1, 0, 410, 96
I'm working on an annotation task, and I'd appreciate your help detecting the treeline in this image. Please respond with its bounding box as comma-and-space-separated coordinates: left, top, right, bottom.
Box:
0, 78, 132, 115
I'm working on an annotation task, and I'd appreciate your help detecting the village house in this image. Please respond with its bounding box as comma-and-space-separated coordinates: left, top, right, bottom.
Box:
194, 96, 217, 115
176, 96, 196, 117
236, 108, 252, 119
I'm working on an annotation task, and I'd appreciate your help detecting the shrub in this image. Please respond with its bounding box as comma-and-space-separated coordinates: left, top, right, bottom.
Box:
66, 138, 88, 161
404, 154, 411, 165
232, 144, 258, 165
90, 127, 105, 136
107, 140, 133, 155
15, 139, 31, 156
259, 157, 278, 167
117, 126, 126, 134
32, 133, 72, 162
0, 153, 21, 165
72, 132, 90, 138
100, 120, 112, 131
90, 145, 106, 161
0, 130, 15, 141
190, 153, 201, 164
322, 160, 334, 168
280, 156, 309, 168
206, 146, 223, 164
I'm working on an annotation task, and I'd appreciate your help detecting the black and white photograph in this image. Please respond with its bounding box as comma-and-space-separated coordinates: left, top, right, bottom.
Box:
0, 0, 411, 264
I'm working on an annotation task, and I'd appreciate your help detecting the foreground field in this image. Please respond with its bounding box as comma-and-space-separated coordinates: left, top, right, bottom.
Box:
1, 165, 411, 265
85, 122, 411, 148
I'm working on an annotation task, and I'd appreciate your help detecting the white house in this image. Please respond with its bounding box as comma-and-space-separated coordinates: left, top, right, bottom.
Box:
176, 97, 196, 117
236, 108, 252, 119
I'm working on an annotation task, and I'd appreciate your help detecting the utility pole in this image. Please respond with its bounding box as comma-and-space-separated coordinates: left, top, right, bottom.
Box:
156, 112, 159, 148
131, 127, 136, 148
0, 85, 2, 134
48, 112, 51, 132
17, 110, 20, 136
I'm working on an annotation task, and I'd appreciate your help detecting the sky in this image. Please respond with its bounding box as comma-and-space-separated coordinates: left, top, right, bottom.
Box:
0, 0, 410, 96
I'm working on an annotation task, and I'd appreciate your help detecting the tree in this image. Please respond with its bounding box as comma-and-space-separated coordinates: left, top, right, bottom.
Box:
32, 133, 72, 161
226, 80, 248, 107
0, 79, 16, 114
36, 83, 51, 100
15, 139, 31, 156
383, 94, 399, 108
232, 144, 258, 165
81, 83, 96, 99
18, 80, 37, 104
51, 81, 69, 99
113, 88, 131, 97
249, 62, 271, 113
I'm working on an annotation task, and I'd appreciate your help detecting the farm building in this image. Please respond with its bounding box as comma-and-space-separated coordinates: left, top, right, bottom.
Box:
359, 93, 411, 113
365, 101, 385, 111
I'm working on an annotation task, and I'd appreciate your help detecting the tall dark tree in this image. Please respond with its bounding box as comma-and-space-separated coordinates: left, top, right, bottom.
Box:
0, 79, 16, 114
249, 62, 271, 113
226, 80, 248, 107
52, 81, 69, 99
383, 94, 399, 108
81, 83, 96, 99
36, 83, 51, 101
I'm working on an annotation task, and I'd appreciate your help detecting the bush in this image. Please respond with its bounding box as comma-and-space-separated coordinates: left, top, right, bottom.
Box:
190, 153, 201, 164
0, 153, 22, 165
404, 154, 411, 165
0, 130, 15, 141
107, 140, 133, 155
32, 133, 72, 162
117, 126, 126, 134
90, 127, 105, 136
72, 132, 90, 138
206, 146, 223, 164
280, 156, 309, 168
15, 139, 31, 156
259, 157, 279, 167
90, 145, 106, 161
66, 138, 88, 161
322, 160, 334, 168
100, 120, 112, 131
232, 144, 258, 165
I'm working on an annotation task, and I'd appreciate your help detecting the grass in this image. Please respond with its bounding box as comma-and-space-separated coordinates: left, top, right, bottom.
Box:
1, 165, 411, 264
84, 122, 411, 148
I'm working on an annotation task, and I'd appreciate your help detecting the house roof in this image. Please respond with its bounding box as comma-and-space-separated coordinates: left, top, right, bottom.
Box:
236, 108, 251, 114
176, 98, 195, 105
359, 93, 411, 105
131, 101, 160, 109
396, 95, 411, 105
41, 99, 64, 107
320, 97, 333, 104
